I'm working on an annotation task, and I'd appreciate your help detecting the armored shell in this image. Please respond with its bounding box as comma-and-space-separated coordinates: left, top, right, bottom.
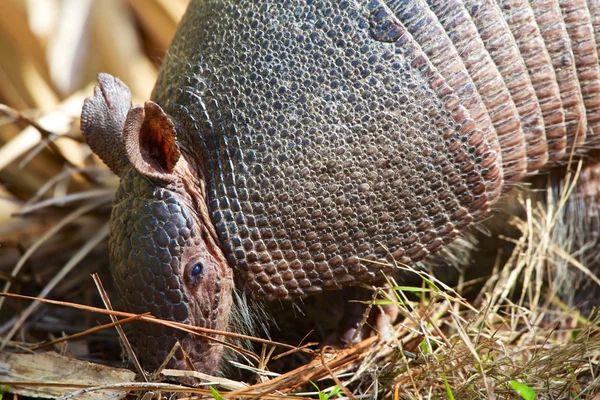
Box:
150, 0, 599, 300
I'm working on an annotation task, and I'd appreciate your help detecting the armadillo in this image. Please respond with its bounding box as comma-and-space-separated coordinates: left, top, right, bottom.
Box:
80, 0, 600, 375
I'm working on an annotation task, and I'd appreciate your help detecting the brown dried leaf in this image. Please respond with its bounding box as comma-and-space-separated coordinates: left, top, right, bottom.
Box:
0, 351, 135, 399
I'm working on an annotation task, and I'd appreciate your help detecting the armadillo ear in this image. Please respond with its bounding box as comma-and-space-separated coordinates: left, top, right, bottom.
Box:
122, 100, 181, 182
81, 73, 132, 178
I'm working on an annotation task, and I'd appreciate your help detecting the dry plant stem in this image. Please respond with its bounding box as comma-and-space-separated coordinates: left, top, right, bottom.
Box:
19, 166, 113, 211
0, 197, 108, 313
31, 312, 151, 351
392, 263, 480, 312
0, 381, 90, 391
489, 160, 584, 320
44, 380, 320, 399
1, 222, 109, 347
272, 340, 318, 361
554, 247, 600, 289
226, 334, 386, 397
450, 310, 488, 394
15, 188, 114, 215
155, 341, 183, 378
256, 343, 277, 377
421, 307, 452, 348
0, 104, 86, 171
179, 339, 198, 373
319, 346, 357, 400
521, 196, 540, 311
521, 161, 582, 314
160, 369, 248, 391
226, 361, 281, 378
0, 292, 304, 353
347, 288, 376, 345
55, 382, 221, 400
92, 273, 149, 382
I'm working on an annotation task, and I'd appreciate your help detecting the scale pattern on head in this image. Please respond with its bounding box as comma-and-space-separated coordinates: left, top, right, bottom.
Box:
110, 168, 192, 371
81, 76, 232, 374
152, 0, 502, 301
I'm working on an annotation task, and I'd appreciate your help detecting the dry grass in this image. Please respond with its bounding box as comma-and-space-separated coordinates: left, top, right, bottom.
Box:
1, 1, 600, 399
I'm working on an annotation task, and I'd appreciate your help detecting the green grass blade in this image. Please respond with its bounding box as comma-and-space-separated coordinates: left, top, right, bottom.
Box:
510, 380, 535, 400
209, 386, 225, 400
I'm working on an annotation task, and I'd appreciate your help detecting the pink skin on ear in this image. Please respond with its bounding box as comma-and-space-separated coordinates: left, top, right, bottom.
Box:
123, 101, 181, 182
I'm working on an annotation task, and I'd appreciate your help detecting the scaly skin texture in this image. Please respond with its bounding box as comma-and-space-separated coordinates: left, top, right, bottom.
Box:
81, 0, 600, 376
152, 0, 502, 301
110, 166, 233, 374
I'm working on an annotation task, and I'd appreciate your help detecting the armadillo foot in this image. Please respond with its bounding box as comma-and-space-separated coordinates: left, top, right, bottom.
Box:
321, 286, 398, 348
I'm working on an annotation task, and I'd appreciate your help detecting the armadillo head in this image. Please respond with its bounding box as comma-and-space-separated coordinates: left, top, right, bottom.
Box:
81, 73, 233, 375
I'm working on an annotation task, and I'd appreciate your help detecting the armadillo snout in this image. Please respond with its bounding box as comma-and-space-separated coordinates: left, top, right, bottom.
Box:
109, 168, 230, 374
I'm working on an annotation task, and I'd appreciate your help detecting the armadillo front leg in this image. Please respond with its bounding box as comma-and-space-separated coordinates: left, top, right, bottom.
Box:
321, 286, 399, 347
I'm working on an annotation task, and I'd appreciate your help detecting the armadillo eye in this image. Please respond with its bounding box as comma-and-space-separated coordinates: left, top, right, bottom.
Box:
187, 261, 205, 286
192, 262, 204, 278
